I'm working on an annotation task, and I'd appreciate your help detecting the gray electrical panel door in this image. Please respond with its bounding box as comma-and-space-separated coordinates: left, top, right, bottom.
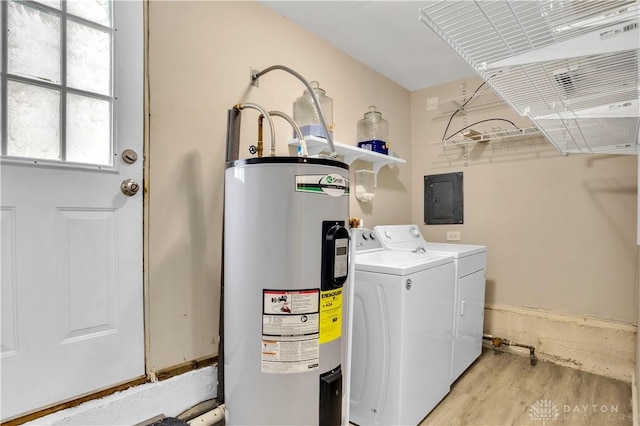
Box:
424, 172, 463, 224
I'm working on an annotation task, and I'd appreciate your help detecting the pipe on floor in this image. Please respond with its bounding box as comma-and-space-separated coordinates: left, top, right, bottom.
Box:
483, 334, 537, 366
187, 404, 225, 426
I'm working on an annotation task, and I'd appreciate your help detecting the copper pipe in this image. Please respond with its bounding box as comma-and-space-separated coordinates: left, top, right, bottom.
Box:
235, 103, 274, 156
483, 334, 537, 366
257, 115, 264, 157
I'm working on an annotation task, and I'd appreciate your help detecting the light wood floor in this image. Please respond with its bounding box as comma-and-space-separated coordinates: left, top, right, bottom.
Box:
420, 349, 632, 426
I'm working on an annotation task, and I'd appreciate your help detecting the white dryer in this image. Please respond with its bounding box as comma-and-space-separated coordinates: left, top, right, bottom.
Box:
374, 225, 487, 384
350, 229, 455, 426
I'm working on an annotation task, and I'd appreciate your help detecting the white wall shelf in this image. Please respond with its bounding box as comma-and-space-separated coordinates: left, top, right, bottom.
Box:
289, 136, 405, 176
432, 126, 544, 148
431, 82, 545, 150
420, 1, 640, 155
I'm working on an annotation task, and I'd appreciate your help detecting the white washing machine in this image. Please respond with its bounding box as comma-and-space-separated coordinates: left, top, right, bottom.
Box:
374, 225, 487, 384
349, 229, 455, 426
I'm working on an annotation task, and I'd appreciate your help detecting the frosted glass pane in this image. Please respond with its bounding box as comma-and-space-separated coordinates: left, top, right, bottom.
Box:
7, 1, 61, 84
67, 94, 111, 165
68, 0, 111, 27
35, 1, 61, 9
7, 82, 60, 160
67, 21, 111, 96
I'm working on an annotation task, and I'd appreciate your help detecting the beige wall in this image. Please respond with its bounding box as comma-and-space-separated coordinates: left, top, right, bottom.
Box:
146, 1, 412, 372
147, 1, 637, 374
411, 77, 638, 323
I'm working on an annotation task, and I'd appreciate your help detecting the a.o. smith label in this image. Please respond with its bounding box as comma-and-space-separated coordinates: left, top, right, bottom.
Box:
295, 174, 350, 197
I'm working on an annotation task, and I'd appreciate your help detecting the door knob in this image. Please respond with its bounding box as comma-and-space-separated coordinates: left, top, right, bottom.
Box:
121, 179, 140, 196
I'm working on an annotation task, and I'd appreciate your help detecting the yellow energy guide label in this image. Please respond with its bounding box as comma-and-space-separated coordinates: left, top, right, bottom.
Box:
319, 288, 342, 344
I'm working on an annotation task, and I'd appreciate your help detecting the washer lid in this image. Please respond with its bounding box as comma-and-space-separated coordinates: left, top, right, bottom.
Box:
355, 250, 453, 276
420, 242, 486, 258
374, 225, 486, 257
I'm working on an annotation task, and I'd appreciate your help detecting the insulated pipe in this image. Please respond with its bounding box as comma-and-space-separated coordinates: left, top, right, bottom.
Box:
260, 111, 308, 157
251, 65, 337, 157
225, 108, 241, 163
483, 334, 537, 366
187, 403, 226, 426
235, 103, 276, 156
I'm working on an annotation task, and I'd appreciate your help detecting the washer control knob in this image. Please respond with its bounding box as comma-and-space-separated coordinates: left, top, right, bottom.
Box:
369, 232, 376, 240
385, 230, 391, 238
411, 227, 420, 237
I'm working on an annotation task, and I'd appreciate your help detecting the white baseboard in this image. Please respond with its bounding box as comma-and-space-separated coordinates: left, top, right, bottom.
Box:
25, 366, 217, 425
484, 303, 636, 382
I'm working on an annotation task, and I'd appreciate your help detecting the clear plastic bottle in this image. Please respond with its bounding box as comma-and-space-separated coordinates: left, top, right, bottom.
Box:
293, 81, 333, 139
357, 106, 388, 154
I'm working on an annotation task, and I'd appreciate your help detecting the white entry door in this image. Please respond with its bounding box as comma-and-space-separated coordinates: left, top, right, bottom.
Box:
0, 1, 144, 421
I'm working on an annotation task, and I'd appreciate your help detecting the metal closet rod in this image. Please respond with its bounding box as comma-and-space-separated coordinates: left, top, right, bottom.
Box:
251, 64, 337, 157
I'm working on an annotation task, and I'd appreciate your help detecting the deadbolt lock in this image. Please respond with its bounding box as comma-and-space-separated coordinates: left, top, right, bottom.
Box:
121, 149, 138, 164
121, 179, 140, 196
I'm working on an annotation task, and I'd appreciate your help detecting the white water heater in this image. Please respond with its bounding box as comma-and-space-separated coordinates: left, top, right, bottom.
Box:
224, 157, 350, 425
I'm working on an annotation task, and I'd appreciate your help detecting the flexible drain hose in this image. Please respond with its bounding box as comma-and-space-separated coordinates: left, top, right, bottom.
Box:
267, 111, 307, 157
251, 65, 336, 157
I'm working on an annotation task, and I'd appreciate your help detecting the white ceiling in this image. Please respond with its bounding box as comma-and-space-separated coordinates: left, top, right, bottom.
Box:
261, 1, 476, 91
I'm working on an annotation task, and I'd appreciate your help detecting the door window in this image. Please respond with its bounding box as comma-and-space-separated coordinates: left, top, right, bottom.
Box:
1, 0, 114, 167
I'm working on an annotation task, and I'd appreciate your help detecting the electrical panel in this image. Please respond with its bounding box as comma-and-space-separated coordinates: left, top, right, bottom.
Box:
424, 172, 463, 225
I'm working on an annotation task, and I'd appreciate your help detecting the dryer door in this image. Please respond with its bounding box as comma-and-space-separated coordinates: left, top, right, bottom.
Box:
452, 268, 486, 382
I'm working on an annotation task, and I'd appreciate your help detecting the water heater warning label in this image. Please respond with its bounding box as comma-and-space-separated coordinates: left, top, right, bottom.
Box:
262, 289, 320, 374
